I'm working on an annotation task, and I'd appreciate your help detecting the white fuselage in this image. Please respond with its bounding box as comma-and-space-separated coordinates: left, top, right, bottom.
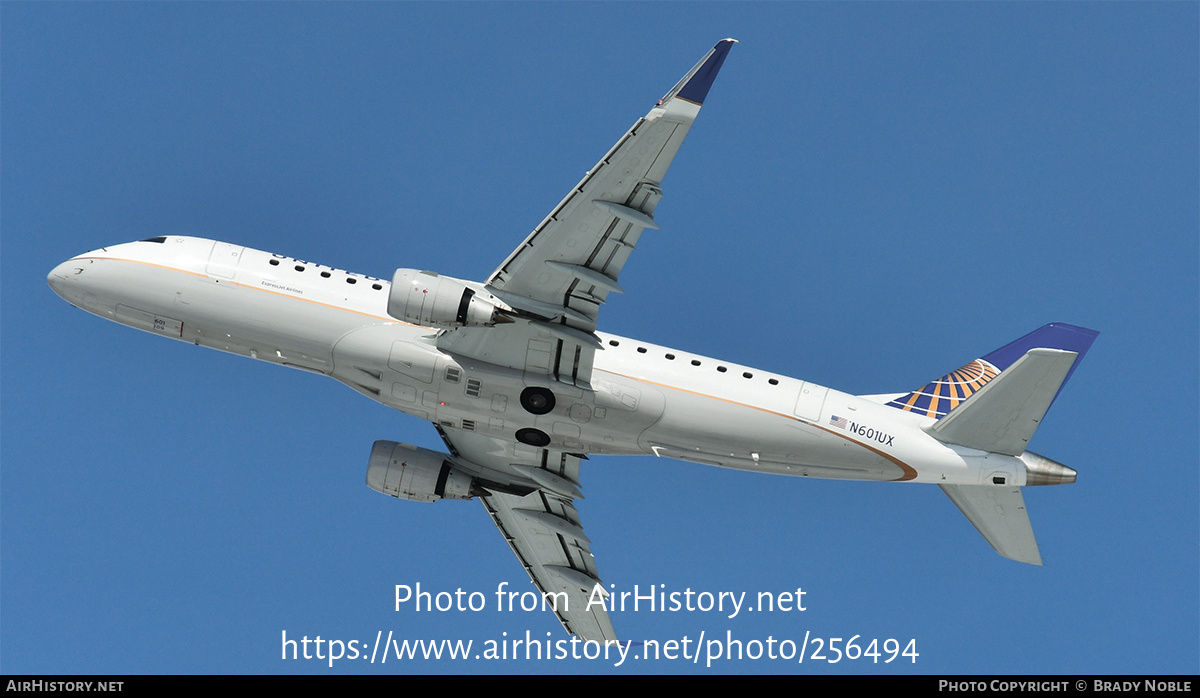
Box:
48, 236, 1034, 488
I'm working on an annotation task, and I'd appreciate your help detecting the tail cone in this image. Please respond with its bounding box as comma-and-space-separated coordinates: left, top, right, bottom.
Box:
1023, 451, 1077, 486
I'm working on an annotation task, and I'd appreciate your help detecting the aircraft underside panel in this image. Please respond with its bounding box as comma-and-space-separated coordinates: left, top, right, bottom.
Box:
640, 380, 906, 480
437, 321, 598, 387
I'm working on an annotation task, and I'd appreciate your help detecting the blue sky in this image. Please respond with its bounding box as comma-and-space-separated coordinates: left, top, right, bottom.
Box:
3, 3, 1196, 674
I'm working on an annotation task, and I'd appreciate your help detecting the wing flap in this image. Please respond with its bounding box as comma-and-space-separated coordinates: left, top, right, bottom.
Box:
940, 484, 1042, 565
483, 486, 616, 642
439, 427, 616, 642
485, 115, 679, 323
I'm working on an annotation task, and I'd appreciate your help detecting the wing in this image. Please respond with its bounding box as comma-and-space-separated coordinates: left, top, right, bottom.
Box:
427, 41, 737, 641
437, 426, 616, 641
438, 39, 736, 387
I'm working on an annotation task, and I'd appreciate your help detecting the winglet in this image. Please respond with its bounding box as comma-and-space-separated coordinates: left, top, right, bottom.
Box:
660, 39, 737, 107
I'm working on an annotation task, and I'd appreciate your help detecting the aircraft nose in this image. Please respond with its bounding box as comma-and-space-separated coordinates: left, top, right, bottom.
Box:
47, 258, 89, 301
47, 260, 72, 297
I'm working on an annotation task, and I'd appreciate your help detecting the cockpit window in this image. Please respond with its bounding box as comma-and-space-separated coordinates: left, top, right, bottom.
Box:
139, 236, 167, 243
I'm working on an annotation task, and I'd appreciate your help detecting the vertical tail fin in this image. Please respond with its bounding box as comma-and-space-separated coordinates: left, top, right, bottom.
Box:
885, 323, 1099, 420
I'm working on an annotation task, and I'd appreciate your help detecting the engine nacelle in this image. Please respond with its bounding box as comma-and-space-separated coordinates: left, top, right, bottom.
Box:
388, 269, 506, 329
366, 441, 475, 502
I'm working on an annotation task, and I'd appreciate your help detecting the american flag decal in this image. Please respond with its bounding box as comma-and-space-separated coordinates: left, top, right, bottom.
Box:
829, 415, 848, 429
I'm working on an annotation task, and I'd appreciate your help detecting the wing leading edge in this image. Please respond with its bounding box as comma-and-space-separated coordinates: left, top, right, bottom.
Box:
438, 40, 736, 387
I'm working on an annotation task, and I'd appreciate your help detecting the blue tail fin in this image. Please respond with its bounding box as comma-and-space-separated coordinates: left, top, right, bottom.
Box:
885, 323, 1099, 419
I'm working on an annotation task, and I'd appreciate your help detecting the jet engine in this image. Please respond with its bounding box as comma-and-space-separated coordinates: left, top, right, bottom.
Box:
366, 441, 476, 502
388, 269, 509, 329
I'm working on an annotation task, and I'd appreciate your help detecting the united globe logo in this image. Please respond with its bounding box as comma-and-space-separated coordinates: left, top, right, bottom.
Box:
886, 359, 1000, 419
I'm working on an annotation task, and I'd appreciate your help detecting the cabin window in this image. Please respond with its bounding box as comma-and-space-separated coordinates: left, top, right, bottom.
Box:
320, 271, 331, 278
691, 359, 701, 366
665, 354, 675, 360
372, 283, 383, 290
295, 265, 305, 272
637, 347, 647, 354
269, 259, 280, 266
743, 372, 753, 379
769, 378, 779, 385
346, 278, 357, 284
717, 366, 727, 373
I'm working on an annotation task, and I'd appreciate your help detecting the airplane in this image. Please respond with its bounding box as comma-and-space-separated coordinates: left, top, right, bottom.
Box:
47, 39, 1097, 643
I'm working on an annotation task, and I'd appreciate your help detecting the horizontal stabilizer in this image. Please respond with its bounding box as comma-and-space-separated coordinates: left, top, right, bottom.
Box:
925, 348, 1077, 455
980, 323, 1099, 402
885, 323, 1098, 420
940, 484, 1042, 565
